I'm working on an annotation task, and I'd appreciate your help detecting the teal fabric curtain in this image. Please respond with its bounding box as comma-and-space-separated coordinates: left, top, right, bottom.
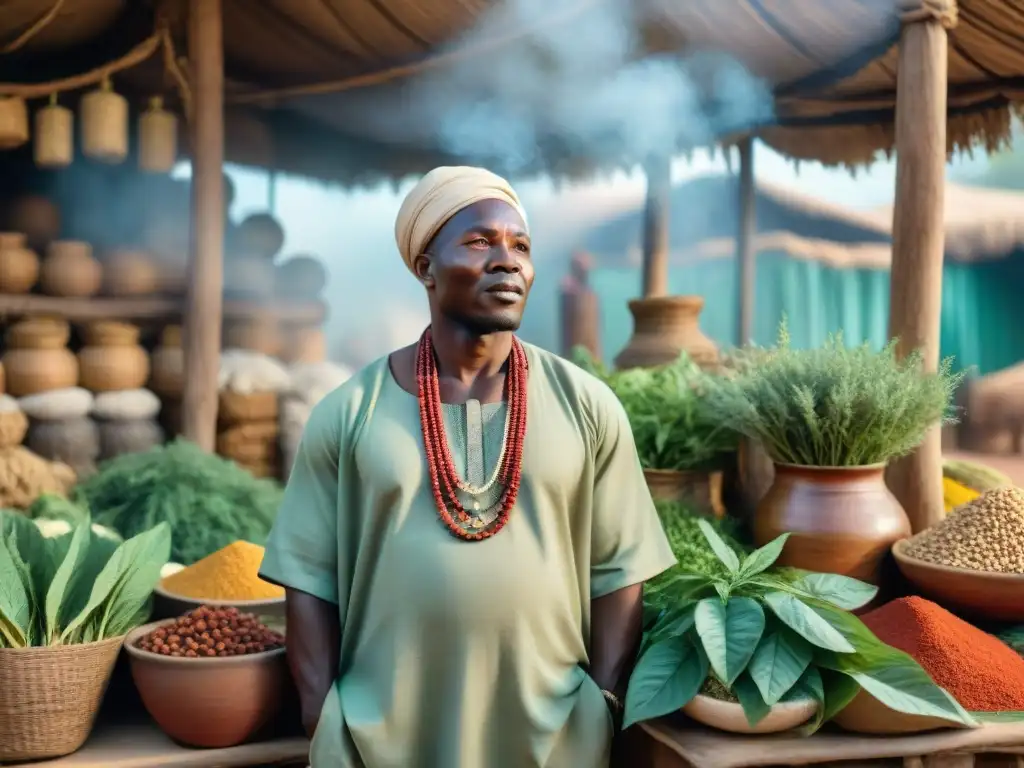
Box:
592, 251, 1024, 376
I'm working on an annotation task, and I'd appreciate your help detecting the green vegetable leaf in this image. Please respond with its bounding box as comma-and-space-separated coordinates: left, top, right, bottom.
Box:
623, 634, 709, 729
731, 672, 771, 727
820, 669, 861, 722
694, 596, 765, 687
747, 630, 813, 705
654, 604, 696, 639
789, 573, 877, 611
763, 592, 855, 653
698, 519, 740, 574
739, 533, 790, 578
713, 581, 731, 602
44, 522, 90, 645
0, 532, 31, 648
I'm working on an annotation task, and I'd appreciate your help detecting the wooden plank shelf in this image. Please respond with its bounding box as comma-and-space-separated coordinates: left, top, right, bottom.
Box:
0, 294, 327, 325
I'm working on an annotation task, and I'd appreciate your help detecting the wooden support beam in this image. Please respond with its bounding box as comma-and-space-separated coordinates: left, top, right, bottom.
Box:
641, 156, 671, 298
736, 138, 756, 346
182, 0, 225, 452
885, 12, 949, 533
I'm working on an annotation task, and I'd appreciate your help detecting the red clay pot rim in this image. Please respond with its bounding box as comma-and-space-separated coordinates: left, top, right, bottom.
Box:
772, 461, 888, 471
124, 619, 286, 667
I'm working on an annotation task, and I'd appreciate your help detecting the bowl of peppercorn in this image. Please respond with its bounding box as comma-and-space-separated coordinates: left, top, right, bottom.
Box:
124, 606, 289, 748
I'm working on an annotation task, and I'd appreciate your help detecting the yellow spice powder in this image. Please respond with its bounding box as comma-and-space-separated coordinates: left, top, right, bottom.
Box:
160, 540, 285, 600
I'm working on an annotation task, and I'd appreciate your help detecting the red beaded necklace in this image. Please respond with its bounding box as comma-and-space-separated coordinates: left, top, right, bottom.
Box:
416, 327, 528, 541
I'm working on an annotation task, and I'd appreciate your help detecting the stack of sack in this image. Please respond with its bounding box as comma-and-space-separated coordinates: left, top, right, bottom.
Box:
216, 350, 290, 479
92, 389, 164, 460
280, 361, 352, 480
22, 387, 98, 477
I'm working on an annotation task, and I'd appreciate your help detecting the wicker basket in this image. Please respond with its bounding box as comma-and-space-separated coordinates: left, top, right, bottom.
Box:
0, 635, 125, 761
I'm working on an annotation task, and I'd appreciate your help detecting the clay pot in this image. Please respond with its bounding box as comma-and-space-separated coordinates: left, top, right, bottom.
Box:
754, 463, 911, 586
644, 468, 724, 516
224, 256, 275, 298
78, 322, 150, 392
0, 232, 40, 294
236, 213, 285, 260
279, 324, 326, 364
223, 317, 282, 356
41, 240, 102, 297
150, 325, 184, 398
614, 296, 719, 371
276, 255, 327, 299
102, 249, 162, 296
3, 195, 60, 252
218, 391, 279, 426
2, 319, 78, 396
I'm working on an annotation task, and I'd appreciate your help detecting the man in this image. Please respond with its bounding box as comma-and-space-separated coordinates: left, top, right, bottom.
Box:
260, 166, 675, 768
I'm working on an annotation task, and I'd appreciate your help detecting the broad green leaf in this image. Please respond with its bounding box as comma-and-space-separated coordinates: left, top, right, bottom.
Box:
623, 634, 709, 729
58, 530, 120, 631
655, 604, 696, 638
0, 510, 52, 599
0, 533, 31, 648
731, 672, 770, 727
790, 573, 877, 611
713, 581, 730, 602
697, 519, 740, 573
694, 597, 765, 687
6, 532, 41, 646
763, 592, 855, 653
642, 603, 663, 632
747, 631, 813, 705
44, 522, 89, 644
739, 534, 791, 578
819, 669, 861, 722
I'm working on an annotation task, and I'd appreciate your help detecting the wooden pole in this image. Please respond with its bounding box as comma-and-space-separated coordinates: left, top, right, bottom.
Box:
736, 138, 756, 346
181, 0, 225, 452
885, 10, 949, 533
641, 156, 671, 298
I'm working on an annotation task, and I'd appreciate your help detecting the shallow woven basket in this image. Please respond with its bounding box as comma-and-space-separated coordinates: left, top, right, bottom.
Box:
0, 634, 125, 761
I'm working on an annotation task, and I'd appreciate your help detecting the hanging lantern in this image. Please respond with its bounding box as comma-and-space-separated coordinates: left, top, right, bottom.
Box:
34, 94, 73, 168
0, 96, 29, 149
138, 96, 178, 173
80, 77, 128, 163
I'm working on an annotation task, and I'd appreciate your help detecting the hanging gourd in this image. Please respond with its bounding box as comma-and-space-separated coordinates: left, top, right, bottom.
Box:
138, 96, 178, 173
0, 96, 29, 149
80, 77, 128, 163
34, 94, 73, 168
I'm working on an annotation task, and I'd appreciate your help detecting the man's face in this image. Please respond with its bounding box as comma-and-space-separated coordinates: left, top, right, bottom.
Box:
416, 199, 534, 335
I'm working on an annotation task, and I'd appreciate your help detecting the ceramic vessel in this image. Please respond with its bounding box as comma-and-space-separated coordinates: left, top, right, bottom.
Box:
224, 256, 275, 298
150, 325, 184, 398
0, 232, 40, 293
754, 463, 911, 585
236, 213, 285, 260
279, 324, 327, 364
682, 694, 817, 734
102, 249, 161, 296
276, 255, 327, 299
223, 316, 282, 356
644, 468, 724, 516
78, 322, 150, 392
614, 296, 719, 371
40, 240, 102, 297
2, 319, 78, 396
125, 620, 287, 748
3, 194, 60, 251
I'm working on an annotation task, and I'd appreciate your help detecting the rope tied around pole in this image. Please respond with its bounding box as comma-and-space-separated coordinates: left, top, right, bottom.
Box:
900, 0, 958, 29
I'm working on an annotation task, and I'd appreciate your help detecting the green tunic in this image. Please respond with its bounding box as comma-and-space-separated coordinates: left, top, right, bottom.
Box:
260, 342, 675, 768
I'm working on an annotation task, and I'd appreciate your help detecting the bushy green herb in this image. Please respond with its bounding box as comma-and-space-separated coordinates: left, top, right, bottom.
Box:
76, 439, 283, 565
704, 322, 965, 467
0, 510, 169, 647
625, 521, 976, 734
573, 349, 736, 471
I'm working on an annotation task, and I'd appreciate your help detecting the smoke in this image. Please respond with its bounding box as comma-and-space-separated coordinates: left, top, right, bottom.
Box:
336, 0, 775, 176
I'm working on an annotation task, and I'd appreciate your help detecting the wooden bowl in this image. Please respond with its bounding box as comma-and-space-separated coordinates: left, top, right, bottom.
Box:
892, 539, 1024, 622
682, 694, 817, 734
124, 620, 288, 748
152, 584, 285, 622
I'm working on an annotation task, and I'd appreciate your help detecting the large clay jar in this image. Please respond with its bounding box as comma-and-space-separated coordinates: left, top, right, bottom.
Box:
279, 323, 326, 364
614, 296, 719, 371
224, 316, 282, 357
644, 468, 724, 516
0, 232, 40, 293
754, 463, 911, 586
102, 249, 162, 296
224, 256, 275, 298
78, 321, 150, 392
150, 325, 184, 398
276, 255, 327, 300
2, 318, 79, 396
236, 213, 285, 261
40, 240, 103, 297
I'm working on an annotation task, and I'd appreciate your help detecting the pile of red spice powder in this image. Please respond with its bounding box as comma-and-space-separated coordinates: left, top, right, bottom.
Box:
861, 596, 1024, 712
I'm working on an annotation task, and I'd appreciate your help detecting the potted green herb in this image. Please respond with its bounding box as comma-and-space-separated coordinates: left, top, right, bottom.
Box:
0, 511, 170, 761
704, 324, 963, 583
627, 521, 975, 734
574, 349, 737, 514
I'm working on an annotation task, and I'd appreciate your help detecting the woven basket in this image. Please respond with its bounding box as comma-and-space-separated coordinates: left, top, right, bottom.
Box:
0, 634, 125, 761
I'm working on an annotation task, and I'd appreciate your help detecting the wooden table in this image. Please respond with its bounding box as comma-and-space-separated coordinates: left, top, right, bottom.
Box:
630, 716, 1024, 768
18, 720, 309, 768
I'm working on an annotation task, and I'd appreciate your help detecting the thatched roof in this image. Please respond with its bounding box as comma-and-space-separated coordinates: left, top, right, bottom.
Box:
3, 1, 1024, 183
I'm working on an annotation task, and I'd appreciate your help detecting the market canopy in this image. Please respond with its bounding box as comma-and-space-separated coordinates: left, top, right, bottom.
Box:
2, 0, 1023, 183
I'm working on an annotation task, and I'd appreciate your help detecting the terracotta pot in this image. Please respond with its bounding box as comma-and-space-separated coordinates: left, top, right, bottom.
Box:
754, 463, 911, 585
0, 232, 40, 293
279, 324, 326, 364
614, 296, 719, 371
224, 256, 275, 298
218, 390, 279, 426
236, 213, 285, 260
102, 249, 161, 296
82, 321, 141, 347
41, 240, 102, 297
3, 195, 60, 251
276, 255, 327, 299
223, 317, 282, 356
150, 326, 184, 398
644, 468, 724, 516
2, 319, 78, 396
5, 317, 70, 349
79, 337, 150, 393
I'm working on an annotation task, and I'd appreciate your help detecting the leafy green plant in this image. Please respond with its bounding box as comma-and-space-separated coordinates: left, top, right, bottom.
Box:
573, 349, 737, 471
0, 510, 169, 648
704, 322, 965, 466
624, 520, 976, 733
